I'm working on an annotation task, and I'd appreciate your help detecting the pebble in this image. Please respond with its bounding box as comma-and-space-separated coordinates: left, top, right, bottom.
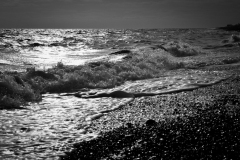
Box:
145, 119, 157, 127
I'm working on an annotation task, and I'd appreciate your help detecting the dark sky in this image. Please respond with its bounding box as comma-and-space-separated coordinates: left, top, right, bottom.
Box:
0, 0, 239, 29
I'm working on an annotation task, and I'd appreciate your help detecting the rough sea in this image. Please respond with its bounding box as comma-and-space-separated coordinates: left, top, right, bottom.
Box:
0, 28, 239, 159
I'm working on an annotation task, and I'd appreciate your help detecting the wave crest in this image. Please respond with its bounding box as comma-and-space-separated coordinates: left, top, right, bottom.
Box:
164, 41, 204, 57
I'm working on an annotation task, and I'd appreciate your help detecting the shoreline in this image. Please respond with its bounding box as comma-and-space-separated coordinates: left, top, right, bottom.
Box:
1, 28, 240, 159
1, 31, 240, 109
60, 64, 240, 159
0, 44, 199, 109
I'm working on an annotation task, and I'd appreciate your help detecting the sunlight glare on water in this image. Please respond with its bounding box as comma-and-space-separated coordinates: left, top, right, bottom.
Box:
0, 93, 131, 159
1, 29, 133, 71
21, 46, 111, 69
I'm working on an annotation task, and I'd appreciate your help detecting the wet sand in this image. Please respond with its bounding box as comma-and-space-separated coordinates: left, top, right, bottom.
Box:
60, 64, 240, 159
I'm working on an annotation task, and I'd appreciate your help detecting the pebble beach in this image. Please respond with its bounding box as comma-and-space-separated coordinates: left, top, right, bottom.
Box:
61, 64, 240, 159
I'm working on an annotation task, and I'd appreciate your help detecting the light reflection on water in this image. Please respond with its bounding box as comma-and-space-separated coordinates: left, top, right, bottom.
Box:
0, 29, 137, 71
0, 93, 131, 159
20, 47, 112, 69
1, 28, 237, 71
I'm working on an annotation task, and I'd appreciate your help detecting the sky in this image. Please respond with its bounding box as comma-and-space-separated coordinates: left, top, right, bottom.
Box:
0, 0, 240, 29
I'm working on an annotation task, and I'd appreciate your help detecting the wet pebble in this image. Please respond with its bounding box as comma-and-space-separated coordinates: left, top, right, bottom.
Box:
145, 119, 157, 127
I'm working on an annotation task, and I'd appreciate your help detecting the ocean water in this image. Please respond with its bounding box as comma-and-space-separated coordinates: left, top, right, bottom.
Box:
1, 28, 239, 71
0, 28, 239, 159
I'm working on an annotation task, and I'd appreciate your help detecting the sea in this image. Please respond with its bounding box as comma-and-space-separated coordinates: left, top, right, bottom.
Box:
0, 28, 239, 159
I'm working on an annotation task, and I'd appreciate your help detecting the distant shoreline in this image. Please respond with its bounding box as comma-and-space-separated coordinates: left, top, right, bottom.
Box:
218, 23, 240, 31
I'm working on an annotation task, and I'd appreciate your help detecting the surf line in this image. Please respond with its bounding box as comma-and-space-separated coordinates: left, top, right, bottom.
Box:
77, 74, 232, 132
75, 74, 233, 99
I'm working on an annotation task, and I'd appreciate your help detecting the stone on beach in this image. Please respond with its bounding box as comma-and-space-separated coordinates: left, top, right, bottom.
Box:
145, 119, 157, 127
